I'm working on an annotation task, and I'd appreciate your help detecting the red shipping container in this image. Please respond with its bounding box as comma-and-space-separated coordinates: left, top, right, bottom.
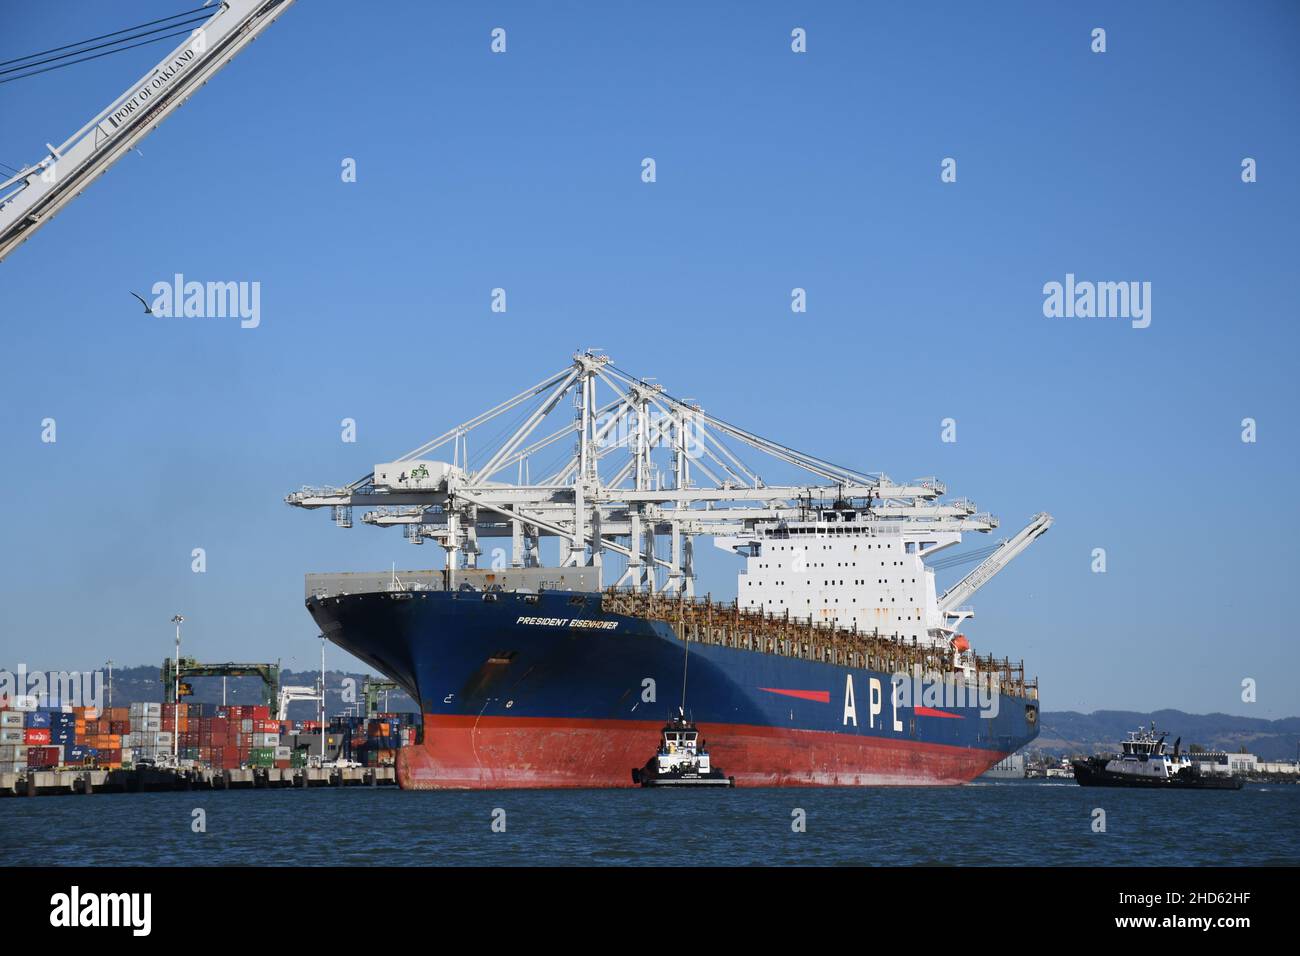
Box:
249, 706, 270, 720
24, 728, 51, 745
26, 746, 60, 768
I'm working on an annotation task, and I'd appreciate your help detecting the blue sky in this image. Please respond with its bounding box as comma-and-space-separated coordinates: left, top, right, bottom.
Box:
1, 1, 1296, 716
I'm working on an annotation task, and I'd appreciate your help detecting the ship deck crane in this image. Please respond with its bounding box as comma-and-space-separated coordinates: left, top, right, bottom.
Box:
937, 511, 1054, 620
286, 352, 1047, 602
0, 0, 297, 263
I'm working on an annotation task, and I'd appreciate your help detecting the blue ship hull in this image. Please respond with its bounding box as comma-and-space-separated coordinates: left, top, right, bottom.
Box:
307, 589, 1039, 788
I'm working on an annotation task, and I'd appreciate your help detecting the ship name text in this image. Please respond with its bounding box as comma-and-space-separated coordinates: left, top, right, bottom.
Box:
516, 616, 619, 630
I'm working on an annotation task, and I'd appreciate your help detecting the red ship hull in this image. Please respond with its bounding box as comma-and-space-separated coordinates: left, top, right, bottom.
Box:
398, 715, 1010, 789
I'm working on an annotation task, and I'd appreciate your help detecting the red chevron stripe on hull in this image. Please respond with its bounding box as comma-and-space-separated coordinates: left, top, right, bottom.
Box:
398, 715, 1008, 789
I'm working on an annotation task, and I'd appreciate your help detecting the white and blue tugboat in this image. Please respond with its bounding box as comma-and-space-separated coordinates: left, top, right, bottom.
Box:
632, 711, 735, 788
1073, 723, 1244, 790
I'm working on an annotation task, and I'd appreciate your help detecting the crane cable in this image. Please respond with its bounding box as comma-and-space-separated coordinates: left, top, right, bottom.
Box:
0, 6, 217, 84
927, 543, 1003, 571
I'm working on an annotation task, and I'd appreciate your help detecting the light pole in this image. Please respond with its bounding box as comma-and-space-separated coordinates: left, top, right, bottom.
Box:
171, 615, 184, 764
318, 633, 326, 765
105, 659, 113, 710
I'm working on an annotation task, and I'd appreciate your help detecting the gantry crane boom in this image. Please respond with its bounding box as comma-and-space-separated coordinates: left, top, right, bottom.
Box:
286, 352, 1051, 598
937, 512, 1054, 616
0, 0, 297, 263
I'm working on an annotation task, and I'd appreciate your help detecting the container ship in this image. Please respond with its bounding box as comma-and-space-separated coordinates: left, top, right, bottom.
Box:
289, 353, 1052, 789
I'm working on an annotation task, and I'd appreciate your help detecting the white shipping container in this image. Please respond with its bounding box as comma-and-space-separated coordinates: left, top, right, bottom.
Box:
0, 728, 23, 745
138, 717, 162, 732
252, 732, 280, 747
0, 761, 25, 774
0, 710, 24, 728
0, 744, 30, 760
156, 731, 173, 746
129, 702, 162, 717
275, 746, 291, 760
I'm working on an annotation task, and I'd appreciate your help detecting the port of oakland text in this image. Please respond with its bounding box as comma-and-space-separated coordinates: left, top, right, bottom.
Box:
98, 38, 203, 136
516, 616, 618, 630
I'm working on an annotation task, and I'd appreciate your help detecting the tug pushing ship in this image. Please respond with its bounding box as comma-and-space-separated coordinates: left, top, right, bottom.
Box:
289, 352, 1052, 789
632, 711, 734, 788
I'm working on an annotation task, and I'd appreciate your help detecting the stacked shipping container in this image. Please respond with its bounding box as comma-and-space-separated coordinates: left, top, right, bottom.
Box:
1, 693, 417, 774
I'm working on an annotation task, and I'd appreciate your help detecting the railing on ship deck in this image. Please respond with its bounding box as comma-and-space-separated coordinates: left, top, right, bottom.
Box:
599, 589, 1038, 701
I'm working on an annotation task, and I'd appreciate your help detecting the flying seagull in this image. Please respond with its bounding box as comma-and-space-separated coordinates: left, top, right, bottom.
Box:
130, 291, 152, 314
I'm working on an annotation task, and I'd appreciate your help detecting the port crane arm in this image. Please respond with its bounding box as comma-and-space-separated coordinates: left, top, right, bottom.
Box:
287, 352, 1013, 596
0, 0, 297, 264
937, 512, 1053, 615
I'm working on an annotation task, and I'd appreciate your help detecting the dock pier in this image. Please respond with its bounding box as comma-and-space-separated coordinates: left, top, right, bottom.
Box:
0, 765, 396, 797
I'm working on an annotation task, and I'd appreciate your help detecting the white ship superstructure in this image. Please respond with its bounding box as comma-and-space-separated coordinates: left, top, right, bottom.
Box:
724, 511, 1053, 651
732, 518, 950, 646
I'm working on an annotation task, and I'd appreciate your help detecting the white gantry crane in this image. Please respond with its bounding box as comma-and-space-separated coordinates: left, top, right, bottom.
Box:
286, 351, 1050, 605
0, 0, 297, 263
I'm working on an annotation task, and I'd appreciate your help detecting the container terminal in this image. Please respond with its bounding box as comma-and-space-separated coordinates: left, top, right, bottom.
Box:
0, 671, 418, 798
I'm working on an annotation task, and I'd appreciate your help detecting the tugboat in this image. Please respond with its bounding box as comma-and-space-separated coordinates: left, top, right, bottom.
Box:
632, 711, 735, 788
1072, 724, 1244, 790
